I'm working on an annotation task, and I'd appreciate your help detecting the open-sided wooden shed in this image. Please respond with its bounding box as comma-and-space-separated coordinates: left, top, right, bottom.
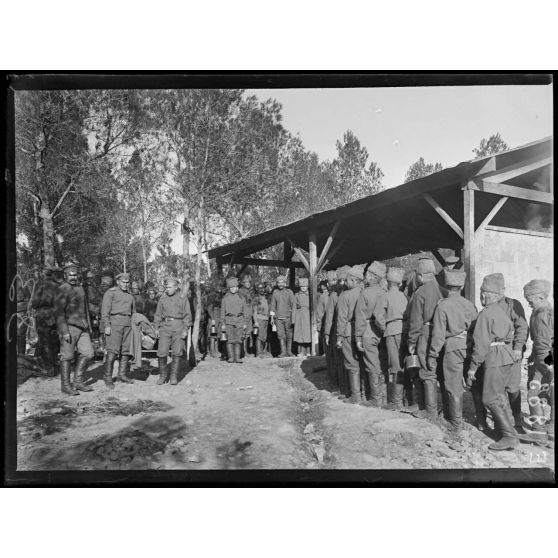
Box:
208, 137, 553, 354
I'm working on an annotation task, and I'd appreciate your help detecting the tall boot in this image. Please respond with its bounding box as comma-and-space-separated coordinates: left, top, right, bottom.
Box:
157, 357, 168, 385
507, 391, 523, 432
278, 339, 287, 358
447, 393, 463, 432
209, 338, 217, 358
60, 360, 78, 396
104, 352, 116, 389
226, 343, 235, 363
117, 354, 134, 383
471, 384, 489, 431
385, 372, 404, 410
488, 400, 519, 451
242, 337, 249, 359
74, 356, 93, 392
286, 337, 295, 357
360, 372, 382, 407
169, 356, 180, 385
414, 380, 438, 421
254, 338, 260, 358
410, 374, 425, 411
344, 370, 362, 404
234, 343, 243, 364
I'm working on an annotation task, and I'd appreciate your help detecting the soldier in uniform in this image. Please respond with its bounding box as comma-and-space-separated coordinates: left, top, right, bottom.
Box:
131, 280, 146, 315
143, 287, 158, 323
264, 281, 275, 356
382, 266, 409, 410
522, 279, 554, 441
221, 277, 250, 364
355, 261, 387, 407
252, 282, 270, 358
206, 284, 223, 359
31, 263, 63, 375
98, 274, 114, 352
428, 270, 477, 432
55, 263, 95, 395
270, 276, 295, 357
154, 277, 192, 385
238, 275, 254, 357
293, 277, 312, 357
336, 265, 365, 404
466, 274, 519, 451
100, 272, 136, 388
406, 258, 443, 421
84, 270, 102, 343
316, 278, 330, 356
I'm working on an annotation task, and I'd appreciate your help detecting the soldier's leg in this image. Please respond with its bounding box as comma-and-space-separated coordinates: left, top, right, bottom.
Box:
385, 335, 404, 409
342, 337, 362, 404
276, 320, 287, 357
225, 325, 236, 363
116, 325, 134, 383
104, 324, 123, 388
286, 323, 295, 357
74, 329, 95, 392
169, 331, 185, 385
506, 359, 523, 431
156, 326, 172, 384
470, 365, 489, 430
360, 336, 382, 407
59, 325, 79, 395
443, 349, 466, 430
417, 336, 439, 421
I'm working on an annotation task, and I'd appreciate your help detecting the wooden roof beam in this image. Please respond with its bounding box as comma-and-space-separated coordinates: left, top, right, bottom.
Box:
475, 196, 509, 236
287, 236, 310, 272
481, 156, 552, 184
474, 180, 553, 204
422, 193, 464, 239
316, 220, 340, 272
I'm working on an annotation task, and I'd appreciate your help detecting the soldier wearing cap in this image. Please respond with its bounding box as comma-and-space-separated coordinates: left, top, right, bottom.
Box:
381, 266, 409, 409
55, 262, 95, 395
437, 255, 462, 296
404, 254, 433, 299
100, 272, 136, 388
221, 277, 250, 363
407, 258, 443, 420
336, 265, 365, 404
131, 280, 146, 315
355, 262, 387, 407
31, 263, 63, 375
252, 282, 270, 358
239, 275, 255, 357
143, 287, 158, 323
316, 275, 332, 355
428, 270, 477, 432
523, 279, 554, 441
466, 274, 519, 451
205, 283, 223, 359
270, 276, 295, 357
83, 270, 102, 342
154, 277, 192, 384
293, 277, 312, 357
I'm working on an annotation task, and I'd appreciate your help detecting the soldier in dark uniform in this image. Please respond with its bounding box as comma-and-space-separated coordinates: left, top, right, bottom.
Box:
55, 263, 95, 395
428, 270, 477, 432
98, 274, 114, 352
100, 272, 136, 388
84, 270, 102, 342
523, 279, 554, 441
407, 258, 443, 421
355, 262, 387, 407
436, 255, 461, 296
131, 280, 146, 315
316, 278, 330, 356
31, 264, 63, 375
252, 282, 270, 358
221, 277, 250, 363
403, 254, 433, 299
206, 284, 223, 359
154, 277, 192, 385
238, 275, 254, 357
143, 287, 158, 323
264, 281, 275, 356
466, 274, 519, 451
336, 265, 365, 404
270, 276, 295, 357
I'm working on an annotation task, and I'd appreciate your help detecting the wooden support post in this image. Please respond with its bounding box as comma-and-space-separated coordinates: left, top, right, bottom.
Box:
287, 236, 310, 272
216, 257, 224, 280
475, 196, 508, 236
308, 231, 319, 356
317, 240, 346, 274
316, 220, 340, 272
423, 193, 464, 239
463, 183, 476, 302
284, 241, 296, 289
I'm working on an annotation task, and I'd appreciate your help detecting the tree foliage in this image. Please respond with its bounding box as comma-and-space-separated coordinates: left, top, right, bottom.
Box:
404, 157, 443, 183
472, 133, 509, 158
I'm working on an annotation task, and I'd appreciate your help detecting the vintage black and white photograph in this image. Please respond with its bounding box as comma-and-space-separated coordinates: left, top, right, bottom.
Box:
4, 74, 554, 480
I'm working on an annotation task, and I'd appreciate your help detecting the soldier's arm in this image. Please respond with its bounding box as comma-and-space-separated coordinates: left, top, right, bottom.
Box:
323, 295, 334, 335
469, 312, 491, 371
353, 291, 368, 340
407, 291, 425, 348
220, 298, 226, 326
270, 291, 277, 314
532, 310, 553, 367
153, 299, 163, 327
183, 297, 192, 330
429, 305, 446, 360
336, 295, 349, 338
55, 287, 70, 336
509, 299, 529, 350
100, 290, 112, 327
372, 291, 387, 334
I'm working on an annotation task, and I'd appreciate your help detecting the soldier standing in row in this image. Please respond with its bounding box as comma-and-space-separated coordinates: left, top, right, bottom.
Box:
238, 275, 254, 357
336, 265, 365, 404
55, 263, 95, 395
466, 274, 518, 451
293, 277, 312, 357
84, 270, 102, 346
131, 281, 146, 315
428, 270, 477, 432
154, 277, 192, 385
31, 263, 63, 376
522, 279, 554, 441
143, 287, 158, 323
270, 276, 295, 358
252, 282, 270, 358
221, 277, 250, 364
316, 278, 331, 356
407, 258, 443, 421
206, 284, 223, 359
101, 272, 136, 388
98, 274, 114, 353
355, 262, 387, 407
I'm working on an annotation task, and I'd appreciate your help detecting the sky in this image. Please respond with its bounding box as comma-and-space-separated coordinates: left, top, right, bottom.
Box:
245, 85, 553, 188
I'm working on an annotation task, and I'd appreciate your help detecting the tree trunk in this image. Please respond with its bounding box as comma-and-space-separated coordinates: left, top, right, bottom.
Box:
123, 250, 127, 273
141, 238, 148, 283
203, 213, 211, 278
39, 206, 56, 268
182, 201, 191, 294
191, 200, 204, 357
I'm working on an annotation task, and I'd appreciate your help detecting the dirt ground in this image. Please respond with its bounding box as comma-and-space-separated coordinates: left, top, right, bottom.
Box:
16, 354, 555, 472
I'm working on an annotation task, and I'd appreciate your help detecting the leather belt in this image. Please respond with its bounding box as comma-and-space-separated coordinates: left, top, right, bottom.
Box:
110, 313, 131, 316
449, 329, 467, 339
490, 341, 507, 346
162, 317, 183, 322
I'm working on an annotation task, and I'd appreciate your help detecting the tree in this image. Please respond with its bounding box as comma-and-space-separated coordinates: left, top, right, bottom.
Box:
404, 157, 443, 183
472, 133, 509, 158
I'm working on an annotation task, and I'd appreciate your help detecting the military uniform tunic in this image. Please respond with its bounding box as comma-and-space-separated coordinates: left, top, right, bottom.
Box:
383, 289, 409, 376
101, 287, 136, 356
143, 297, 158, 323
220, 292, 250, 344
154, 292, 192, 358
31, 276, 61, 369
56, 282, 94, 361
252, 294, 269, 342
528, 300, 554, 386
293, 291, 311, 344
323, 290, 340, 385
336, 285, 363, 377
270, 288, 295, 341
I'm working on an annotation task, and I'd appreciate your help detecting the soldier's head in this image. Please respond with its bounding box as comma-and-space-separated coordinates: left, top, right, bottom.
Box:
131, 281, 140, 295
444, 270, 466, 294
226, 276, 239, 293
416, 258, 436, 286
85, 270, 96, 284
147, 287, 157, 299
445, 255, 460, 270
523, 279, 551, 310
256, 282, 265, 295
64, 263, 80, 286
265, 282, 273, 295
319, 280, 329, 293
298, 277, 309, 293
241, 276, 251, 289
366, 261, 387, 286
116, 273, 130, 292
276, 276, 286, 290
345, 265, 364, 289
326, 270, 337, 288
336, 266, 349, 288
480, 273, 505, 307
386, 267, 404, 290
164, 277, 179, 296
157, 285, 165, 297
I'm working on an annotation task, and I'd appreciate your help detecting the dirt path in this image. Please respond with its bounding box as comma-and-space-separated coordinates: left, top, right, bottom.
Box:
17, 355, 554, 471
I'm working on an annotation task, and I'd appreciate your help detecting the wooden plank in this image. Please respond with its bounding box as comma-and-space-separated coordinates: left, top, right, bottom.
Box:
431, 248, 447, 267
287, 236, 310, 272
234, 257, 305, 269
485, 225, 553, 238
475, 196, 509, 236
317, 240, 346, 273
284, 241, 296, 288
308, 231, 319, 356
316, 220, 340, 272
237, 263, 248, 278
422, 193, 464, 239
482, 155, 552, 184
463, 186, 475, 302
477, 180, 553, 204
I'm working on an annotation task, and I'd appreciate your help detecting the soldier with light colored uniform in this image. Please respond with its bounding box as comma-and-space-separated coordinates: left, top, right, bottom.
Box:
270, 276, 295, 357
252, 282, 270, 358
221, 277, 251, 364
293, 277, 312, 357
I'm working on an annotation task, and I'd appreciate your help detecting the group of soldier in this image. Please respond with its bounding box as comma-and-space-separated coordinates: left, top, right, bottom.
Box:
318, 255, 554, 451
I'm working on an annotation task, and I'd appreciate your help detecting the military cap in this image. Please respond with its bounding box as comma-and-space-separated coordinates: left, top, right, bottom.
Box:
45, 262, 62, 272
387, 267, 404, 283
276, 276, 287, 284
524, 279, 551, 297
226, 277, 238, 288
63, 262, 79, 272
417, 258, 436, 274
256, 282, 265, 289
347, 265, 364, 281
116, 272, 130, 281
326, 270, 337, 282
444, 269, 466, 287
445, 255, 460, 265
298, 277, 309, 287
163, 276, 179, 286
481, 273, 505, 294
336, 266, 350, 280
367, 261, 387, 278
86, 270, 96, 278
